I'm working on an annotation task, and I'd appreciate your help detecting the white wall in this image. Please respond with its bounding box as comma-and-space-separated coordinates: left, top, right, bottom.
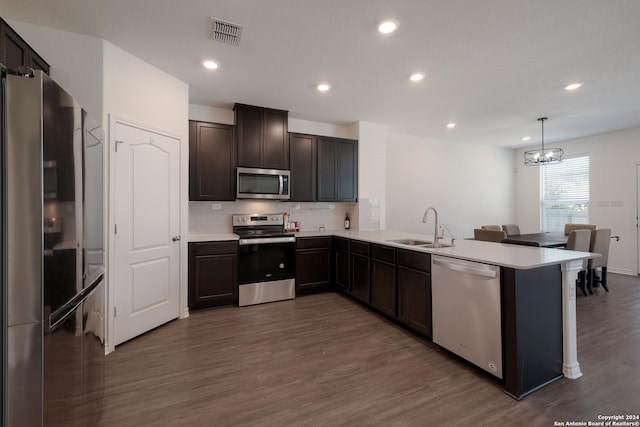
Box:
189, 104, 234, 125
103, 43, 188, 136
289, 117, 357, 139
515, 126, 640, 275
357, 122, 387, 230
385, 133, 515, 241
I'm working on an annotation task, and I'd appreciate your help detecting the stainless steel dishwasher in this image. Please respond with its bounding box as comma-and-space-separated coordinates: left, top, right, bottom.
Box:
431, 255, 502, 379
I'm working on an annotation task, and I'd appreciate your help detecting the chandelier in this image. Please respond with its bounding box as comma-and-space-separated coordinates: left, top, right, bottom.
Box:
524, 117, 563, 165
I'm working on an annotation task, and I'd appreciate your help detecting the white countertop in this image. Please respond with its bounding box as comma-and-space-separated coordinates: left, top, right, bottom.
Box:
188, 233, 238, 242
295, 229, 597, 270
188, 229, 597, 270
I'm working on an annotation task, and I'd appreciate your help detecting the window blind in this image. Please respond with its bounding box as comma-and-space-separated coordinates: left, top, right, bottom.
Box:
540, 154, 590, 232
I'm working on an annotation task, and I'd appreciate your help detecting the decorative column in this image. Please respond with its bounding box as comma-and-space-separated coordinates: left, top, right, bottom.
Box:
561, 259, 584, 379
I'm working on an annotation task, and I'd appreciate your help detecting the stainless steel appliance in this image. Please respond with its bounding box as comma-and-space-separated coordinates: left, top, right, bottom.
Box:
233, 214, 295, 306
431, 255, 503, 379
1, 67, 105, 426
236, 167, 290, 200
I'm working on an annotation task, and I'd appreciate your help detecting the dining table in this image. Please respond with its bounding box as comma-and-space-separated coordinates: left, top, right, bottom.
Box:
502, 232, 568, 248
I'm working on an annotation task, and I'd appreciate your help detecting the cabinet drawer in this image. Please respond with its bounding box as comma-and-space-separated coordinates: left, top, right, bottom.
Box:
350, 240, 370, 256
396, 249, 431, 273
190, 241, 238, 256
296, 236, 332, 250
371, 244, 395, 263
333, 237, 350, 251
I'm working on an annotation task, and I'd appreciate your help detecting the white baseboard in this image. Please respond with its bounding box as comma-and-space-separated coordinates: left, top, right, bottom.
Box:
608, 267, 635, 276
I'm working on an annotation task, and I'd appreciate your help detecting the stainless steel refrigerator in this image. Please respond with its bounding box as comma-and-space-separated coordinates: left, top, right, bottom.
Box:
1, 67, 105, 426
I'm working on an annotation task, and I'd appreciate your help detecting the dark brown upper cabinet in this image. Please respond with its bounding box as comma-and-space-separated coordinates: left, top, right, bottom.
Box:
289, 132, 317, 202
1, 18, 50, 74
317, 136, 358, 202
189, 120, 236, 201
234, 103, 288, 170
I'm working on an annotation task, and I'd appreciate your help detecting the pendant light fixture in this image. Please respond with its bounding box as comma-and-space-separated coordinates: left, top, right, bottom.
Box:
524, 117, 563, 165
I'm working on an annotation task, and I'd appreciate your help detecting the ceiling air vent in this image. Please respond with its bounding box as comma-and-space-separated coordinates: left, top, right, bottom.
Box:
209, 18, 243, 46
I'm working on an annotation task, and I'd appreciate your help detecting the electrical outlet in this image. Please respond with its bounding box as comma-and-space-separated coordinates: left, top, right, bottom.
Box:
328, 204, 335, 210
211, 203, 222, 210
293, 204, 301, 210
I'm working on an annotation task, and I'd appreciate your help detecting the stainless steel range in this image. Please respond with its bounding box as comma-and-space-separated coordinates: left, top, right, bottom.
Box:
233, 213, 296, 306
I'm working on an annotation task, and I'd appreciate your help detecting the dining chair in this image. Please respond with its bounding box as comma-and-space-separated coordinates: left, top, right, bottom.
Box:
565, 229, 592, 296
481, 225, 502, 230
587, 228, 612, 294
474, 228, 507, 243
563, 223, 596, 235
501, 224, 521, 236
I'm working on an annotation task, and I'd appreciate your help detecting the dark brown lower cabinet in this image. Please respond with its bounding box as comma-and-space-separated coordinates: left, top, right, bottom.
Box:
296, 237, 332, 295
396, 249, 432, 338
334, 237, 350, 292
188, 241, 238, 309
350, 241, 370, 303
370, 244, 396, 318
503, 265, 563, 399
332, 241, 430, 338
321, 235, 565, 399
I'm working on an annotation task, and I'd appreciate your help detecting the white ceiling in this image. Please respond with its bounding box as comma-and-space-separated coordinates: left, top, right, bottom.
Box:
2, 0, 640, 148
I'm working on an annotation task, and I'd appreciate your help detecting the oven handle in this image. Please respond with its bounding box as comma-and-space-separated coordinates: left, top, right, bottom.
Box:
239, 236, 296, 245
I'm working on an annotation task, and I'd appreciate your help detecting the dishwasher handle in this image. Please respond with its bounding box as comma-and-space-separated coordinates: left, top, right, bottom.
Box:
433, 258, 498, 278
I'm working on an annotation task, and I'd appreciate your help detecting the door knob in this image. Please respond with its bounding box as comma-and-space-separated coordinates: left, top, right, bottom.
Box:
172, 235, 181, 241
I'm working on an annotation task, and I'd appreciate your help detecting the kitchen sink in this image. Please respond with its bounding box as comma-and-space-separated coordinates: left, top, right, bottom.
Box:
385, 239, 453, 249
419, 243, 454, 248
386, 239, 433, 246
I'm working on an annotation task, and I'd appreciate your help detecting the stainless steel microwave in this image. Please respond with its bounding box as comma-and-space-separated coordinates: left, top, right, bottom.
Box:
236, 167, 290, 200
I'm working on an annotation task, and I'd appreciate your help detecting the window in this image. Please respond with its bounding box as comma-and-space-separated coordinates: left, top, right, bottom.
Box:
540, 154, 590, 232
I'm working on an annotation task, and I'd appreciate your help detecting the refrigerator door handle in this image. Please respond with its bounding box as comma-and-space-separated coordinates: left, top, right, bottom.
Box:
49, 274, 104, 331
49, 299, 84, 332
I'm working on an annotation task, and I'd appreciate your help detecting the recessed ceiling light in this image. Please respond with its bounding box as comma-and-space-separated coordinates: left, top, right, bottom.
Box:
446, 123, 456, 129
409, 73, 425, 82
317, 83, 331, 92
377, 19, 399, 34
565, 82, 583, 91
202, 60, 219, 70
522, 136, 531, 141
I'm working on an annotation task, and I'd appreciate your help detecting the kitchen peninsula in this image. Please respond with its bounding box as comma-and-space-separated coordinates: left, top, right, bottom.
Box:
189, 229, 596, 400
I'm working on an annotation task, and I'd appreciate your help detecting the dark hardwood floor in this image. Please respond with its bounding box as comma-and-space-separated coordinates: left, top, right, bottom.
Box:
100, 273, 640, 426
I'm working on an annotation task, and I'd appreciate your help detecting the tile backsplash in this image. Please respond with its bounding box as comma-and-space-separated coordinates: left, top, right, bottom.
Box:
189, 201, 358, 234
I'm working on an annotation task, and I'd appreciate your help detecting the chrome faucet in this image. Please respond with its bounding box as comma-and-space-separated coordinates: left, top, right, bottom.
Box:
422, 207, 442, 246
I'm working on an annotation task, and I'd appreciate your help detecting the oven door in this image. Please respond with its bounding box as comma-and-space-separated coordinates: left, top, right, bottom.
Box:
238, 237, 295, 284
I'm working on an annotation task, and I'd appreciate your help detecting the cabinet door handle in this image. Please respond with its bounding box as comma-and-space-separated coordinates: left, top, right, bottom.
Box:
172, 235, 181, 242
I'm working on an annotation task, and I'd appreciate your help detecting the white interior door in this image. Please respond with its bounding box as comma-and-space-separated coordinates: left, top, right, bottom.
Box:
113, 121, 180, 346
